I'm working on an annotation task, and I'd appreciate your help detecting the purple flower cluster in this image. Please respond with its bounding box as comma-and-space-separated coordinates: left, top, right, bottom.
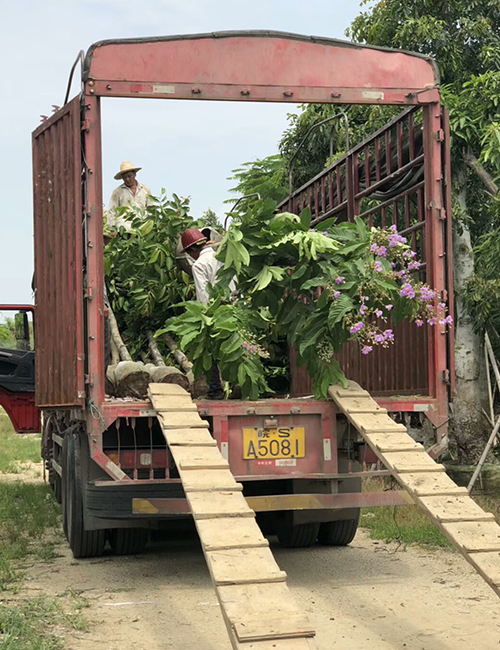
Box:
335, 276, 344, 285
333, 290, 341, 299
400, 283, 415, 299
242, 341, 258, 354
388, 233, 407, 248
362, 346, 373, 355
419, 286, 435, 302
374, 261, 383, 273
350, 322, 363, 334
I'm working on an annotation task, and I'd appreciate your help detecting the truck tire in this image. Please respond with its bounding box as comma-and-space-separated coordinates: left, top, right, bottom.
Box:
63, 433, 105, 558
108, 528, 148, 555
49, 442, 62, 504
275, 513, 320, 548
318, 511, 360, 546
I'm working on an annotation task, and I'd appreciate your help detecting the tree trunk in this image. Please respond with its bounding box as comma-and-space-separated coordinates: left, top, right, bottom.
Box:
147, 330, 166, 367
451, 167, 489, 462
108, 305, 132, 362
109, 361, 151, 399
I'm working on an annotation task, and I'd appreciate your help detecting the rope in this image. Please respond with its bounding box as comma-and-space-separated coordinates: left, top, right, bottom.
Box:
88, 397, 106, 431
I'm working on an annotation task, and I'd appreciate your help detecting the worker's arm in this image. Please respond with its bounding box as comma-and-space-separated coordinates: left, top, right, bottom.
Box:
192, 263, 210, 304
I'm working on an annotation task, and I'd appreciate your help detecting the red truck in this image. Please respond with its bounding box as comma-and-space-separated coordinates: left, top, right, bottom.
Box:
0, 31, 453, 557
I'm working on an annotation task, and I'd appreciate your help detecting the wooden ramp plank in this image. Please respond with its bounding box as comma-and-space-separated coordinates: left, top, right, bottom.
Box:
188, 491, 255, 520
233, 615, 315, 642
468, 552, 500, 588
207, 547, 287, 585
148, 386, 317, 649
329, 378, 500, 604
328, 382, 370, 399
368, 433, 424, 453
380, 451, 445, 473
157, 410, 209, 429
332, 396, 386, 414
148, 383, 189, 396
442, 521, 500, 552
349, 412, 407, 434
179, 468, 243, 493
163, 428, 217, 447
418, 496, 496, 523
399, 472, 468, 497
169, 445, 229, 470
197, 518, 268, 551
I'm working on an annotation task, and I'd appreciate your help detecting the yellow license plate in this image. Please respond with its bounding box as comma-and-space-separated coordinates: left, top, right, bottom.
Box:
243, 427, 305, 460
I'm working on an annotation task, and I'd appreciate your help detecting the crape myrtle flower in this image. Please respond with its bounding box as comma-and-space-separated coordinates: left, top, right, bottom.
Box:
350, 322, 363, 334
361, 346, 373, 355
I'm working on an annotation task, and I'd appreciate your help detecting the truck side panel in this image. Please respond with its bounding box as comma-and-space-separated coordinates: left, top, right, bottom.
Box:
32, 97, 85, 408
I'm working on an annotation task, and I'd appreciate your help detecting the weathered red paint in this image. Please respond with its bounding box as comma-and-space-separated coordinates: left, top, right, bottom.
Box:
0, 386, 40, 433
84, 32, 439, 107
32, 97, 85, 408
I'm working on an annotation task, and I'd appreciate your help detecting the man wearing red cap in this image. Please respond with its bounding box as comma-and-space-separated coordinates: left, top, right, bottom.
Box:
181, 228, 235, 399
181, 228, 227, 304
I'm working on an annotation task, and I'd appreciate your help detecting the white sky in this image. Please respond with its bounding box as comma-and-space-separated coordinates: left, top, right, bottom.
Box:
0, 0, 362, 304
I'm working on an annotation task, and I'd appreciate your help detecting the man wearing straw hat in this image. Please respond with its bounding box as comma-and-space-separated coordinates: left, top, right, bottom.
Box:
106, 161, 151, 232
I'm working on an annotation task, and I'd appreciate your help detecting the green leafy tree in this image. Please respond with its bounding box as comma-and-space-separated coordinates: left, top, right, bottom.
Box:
226, 155, 289, 212
163, 202, 448, 400
104, 192, 197, 359
201, 208, 223, 230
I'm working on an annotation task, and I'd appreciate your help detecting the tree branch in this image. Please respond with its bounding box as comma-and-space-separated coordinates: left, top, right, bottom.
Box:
464, 148, 499, 196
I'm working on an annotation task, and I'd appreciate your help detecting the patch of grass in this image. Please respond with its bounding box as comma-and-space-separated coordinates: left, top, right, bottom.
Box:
0, 482, 61, 589
360, 477, 450, 548
0, 592, 88, 650
360, 505, 451, 548
0, 411, 42, 473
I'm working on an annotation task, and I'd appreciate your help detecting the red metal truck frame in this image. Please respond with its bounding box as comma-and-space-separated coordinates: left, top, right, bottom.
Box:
31, 32, 452, 539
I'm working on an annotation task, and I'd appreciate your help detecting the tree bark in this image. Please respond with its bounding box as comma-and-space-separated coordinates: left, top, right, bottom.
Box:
107, 305, 132, 362
161, 333, 193, 374
110, 336, 120, 366
464, 149, 499, 196
451, 166, 489, 462
147, 330, 166, 367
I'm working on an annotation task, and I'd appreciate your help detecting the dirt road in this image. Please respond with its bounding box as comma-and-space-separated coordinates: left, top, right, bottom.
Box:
18, 479, 500, 650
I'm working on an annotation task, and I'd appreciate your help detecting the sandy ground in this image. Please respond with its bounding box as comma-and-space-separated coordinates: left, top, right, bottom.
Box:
15, 490, 500, 650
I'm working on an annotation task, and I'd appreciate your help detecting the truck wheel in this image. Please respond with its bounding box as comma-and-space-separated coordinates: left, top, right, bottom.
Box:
275, 514, 320, 548
108, 528, 148, 555
49, 442, 62, 504
63, 433, 105, 558
318, 511, 360, 546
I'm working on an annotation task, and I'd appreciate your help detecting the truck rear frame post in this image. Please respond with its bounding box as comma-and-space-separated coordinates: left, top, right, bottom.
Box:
28, 32, 453, 552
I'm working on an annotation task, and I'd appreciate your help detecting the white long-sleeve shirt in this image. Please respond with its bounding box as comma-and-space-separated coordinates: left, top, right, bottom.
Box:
192, 247, 235, 304
106, 182, 151, 230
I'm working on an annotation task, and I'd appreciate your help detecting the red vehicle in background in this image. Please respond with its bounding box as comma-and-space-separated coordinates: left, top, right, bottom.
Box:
1, 31, 453, 557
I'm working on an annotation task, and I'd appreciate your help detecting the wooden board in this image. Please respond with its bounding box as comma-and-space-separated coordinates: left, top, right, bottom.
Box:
197, 518, 269, 551
179, 468, 243, 493
418, 495, 496, 523
468, 552, 500, 587
148, 383, 189, 396
442, 521, 500, 552
149, 387, 317, 649
188, 491, 255, 520
233, 615, 315, 642
366, 433, 424, 453
400, 472, 468, 497
163, 428, 217, 447
334, 396, 386, 415
328, 382, 370, 399
206, 547, 287, 585
380, 451, 445, 473
169, 445, 229, 470
157, 411, 209, 429
348, 412, 407, 433
219, 582, 302, 620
